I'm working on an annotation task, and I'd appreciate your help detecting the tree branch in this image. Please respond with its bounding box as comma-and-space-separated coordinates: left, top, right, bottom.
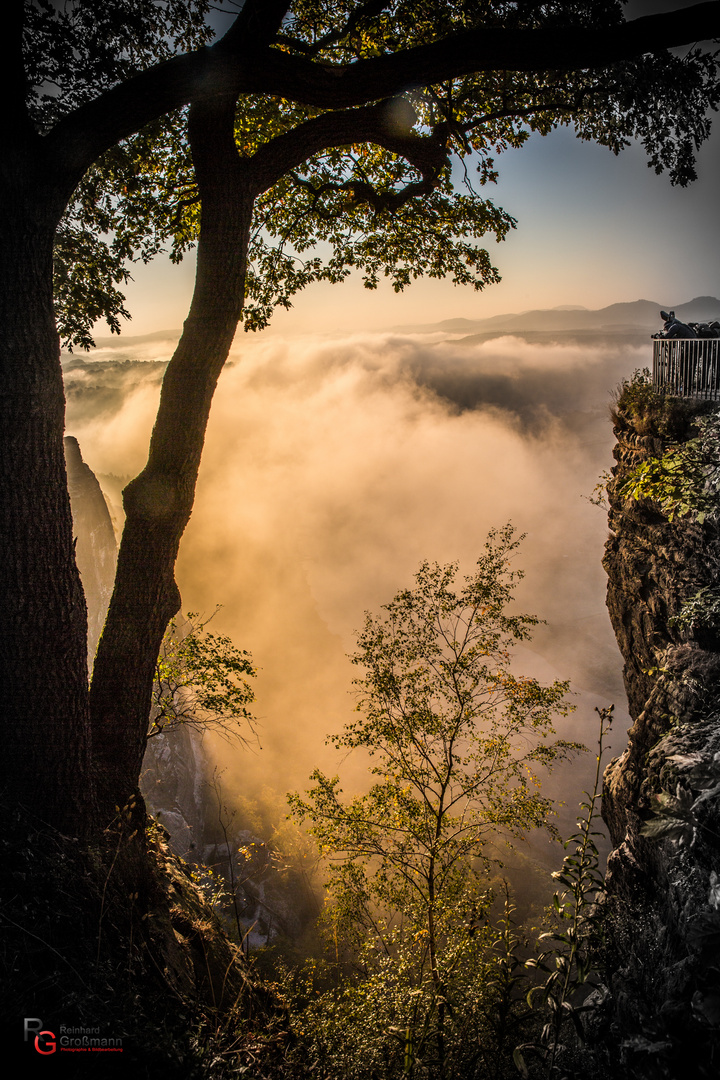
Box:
46, 3, 719, 188
218, 0, 291, 52
247, 99, 448, 195
277, 0, 393, 59
261, 2, 720, 108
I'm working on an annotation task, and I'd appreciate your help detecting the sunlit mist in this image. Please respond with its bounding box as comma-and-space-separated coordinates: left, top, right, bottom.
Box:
65, 325, 641, 842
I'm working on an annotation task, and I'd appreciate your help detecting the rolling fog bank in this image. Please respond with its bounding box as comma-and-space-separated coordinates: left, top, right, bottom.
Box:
64, 325, 643, 847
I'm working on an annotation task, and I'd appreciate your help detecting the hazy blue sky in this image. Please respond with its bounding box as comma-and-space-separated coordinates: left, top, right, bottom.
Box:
116, 2, 719, 336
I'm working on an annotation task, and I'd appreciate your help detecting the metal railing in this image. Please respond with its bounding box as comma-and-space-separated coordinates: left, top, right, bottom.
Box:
652, 338, 720, 400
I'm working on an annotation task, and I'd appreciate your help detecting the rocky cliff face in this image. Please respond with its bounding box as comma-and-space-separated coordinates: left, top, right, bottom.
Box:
64, 434, 118, 666
600, 408, 720, 1074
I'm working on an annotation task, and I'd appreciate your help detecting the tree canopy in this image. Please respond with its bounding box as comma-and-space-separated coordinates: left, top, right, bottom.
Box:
150, 610, 257, 742
46, 1, 720, 346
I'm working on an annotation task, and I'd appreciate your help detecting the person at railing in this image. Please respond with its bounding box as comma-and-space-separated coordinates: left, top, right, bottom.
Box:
652, 311, 696, 394
652, 311, 720, 398
691, 320, 720, 339
654, 310, 697, 339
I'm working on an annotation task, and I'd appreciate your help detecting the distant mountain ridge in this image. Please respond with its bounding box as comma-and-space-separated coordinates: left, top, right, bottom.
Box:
396, 296, 720, 336
87, 297, 720, 347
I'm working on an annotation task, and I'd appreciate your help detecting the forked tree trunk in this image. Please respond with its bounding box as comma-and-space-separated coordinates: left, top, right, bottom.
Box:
0, 179, 95, 835
89, 97, 254, 821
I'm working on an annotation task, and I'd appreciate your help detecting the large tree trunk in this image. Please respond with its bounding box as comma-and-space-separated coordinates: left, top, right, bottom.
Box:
0, 176, 95, 835
89, 97, 254, 820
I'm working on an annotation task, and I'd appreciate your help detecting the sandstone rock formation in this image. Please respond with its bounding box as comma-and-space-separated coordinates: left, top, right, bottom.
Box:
64, 434, 118, 666
600, 408, 720, 1075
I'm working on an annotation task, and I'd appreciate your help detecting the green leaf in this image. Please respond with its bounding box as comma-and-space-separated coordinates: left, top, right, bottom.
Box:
513, 1047, 530, 1079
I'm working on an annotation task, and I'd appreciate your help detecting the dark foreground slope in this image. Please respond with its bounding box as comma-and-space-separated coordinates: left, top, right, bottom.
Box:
0, 813, 289, 1078
600, 391, 720, 1076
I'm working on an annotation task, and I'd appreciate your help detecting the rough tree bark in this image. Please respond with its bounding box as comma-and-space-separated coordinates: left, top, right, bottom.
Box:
0, 166, 96, 833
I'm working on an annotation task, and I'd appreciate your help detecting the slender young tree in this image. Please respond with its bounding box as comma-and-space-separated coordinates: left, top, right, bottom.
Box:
288, 528, 579, 1076
2, 1, 719, 835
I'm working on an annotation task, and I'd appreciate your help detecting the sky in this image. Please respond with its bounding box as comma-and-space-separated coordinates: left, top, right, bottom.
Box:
114, 0, 720, 337
118, 122, 719, 336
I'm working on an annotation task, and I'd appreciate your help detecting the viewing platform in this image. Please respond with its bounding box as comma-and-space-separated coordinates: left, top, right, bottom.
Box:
652, 337, 720, 401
